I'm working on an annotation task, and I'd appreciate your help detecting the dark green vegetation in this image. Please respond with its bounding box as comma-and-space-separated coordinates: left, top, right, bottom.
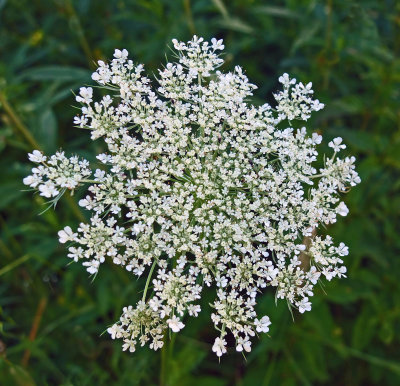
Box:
0, 0, 399, 385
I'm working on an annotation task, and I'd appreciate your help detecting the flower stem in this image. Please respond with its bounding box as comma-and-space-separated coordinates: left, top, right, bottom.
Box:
142, 259, 157, 302
63, 0, 95, 67
0, 91, 41, 150
160, 332, 176, 386
160, 334, 168, 386
81, 179, 100, 184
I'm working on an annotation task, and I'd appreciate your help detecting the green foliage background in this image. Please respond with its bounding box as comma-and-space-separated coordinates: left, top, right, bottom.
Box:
0, 0, 399, 385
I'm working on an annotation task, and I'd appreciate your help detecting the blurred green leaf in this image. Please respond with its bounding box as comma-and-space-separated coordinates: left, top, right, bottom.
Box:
169, 344, 208, 384
0, 0, 7, 12
352, 307, 378, 350
254, 5, 300, 19
290, 21, 321, 54
0, 181, 24, 209
19, 66, 91, 82
0, 359, 36, 386
37, 108, 58, 152
218, 17, 254, 34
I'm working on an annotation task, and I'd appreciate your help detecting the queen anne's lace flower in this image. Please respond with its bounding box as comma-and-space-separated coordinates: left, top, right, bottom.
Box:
24, 151, 91, 197
23, 36, 360, 357
167, 316, 185, 332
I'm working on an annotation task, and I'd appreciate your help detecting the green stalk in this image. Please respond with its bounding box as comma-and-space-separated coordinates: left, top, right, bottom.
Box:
81, 179, 101, 184
0, 91, 41, 150
160, 331, 175, 386
160, 334, 168, 386
64, 0, 95, 67
183, 0, 196, 35
142, 259, 157, 302
0, 254, 31, 277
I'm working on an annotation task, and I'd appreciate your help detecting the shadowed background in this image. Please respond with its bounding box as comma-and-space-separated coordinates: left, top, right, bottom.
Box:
0, 0, 399, 385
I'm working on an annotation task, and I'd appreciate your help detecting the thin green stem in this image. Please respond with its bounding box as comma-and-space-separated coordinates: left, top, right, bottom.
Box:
0, 254, 31, 277
64, 0, 94, 67
322, 0, 333, 90
159, 331, 176, 386
81, 179, 100, 184
160, 335, 168, 386
169, 332, 176, 359
309, 173, 325, 179
0, 91, 41, 150
142, 259, 157, 302
198, 73, 205, 138
183, 0, 196, 35
65, 194, 86, 222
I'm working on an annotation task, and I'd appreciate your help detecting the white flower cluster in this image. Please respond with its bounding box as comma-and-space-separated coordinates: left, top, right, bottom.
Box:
274, 73, 325, 121
23, 36, 360, 357
23, 150, 91, 198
